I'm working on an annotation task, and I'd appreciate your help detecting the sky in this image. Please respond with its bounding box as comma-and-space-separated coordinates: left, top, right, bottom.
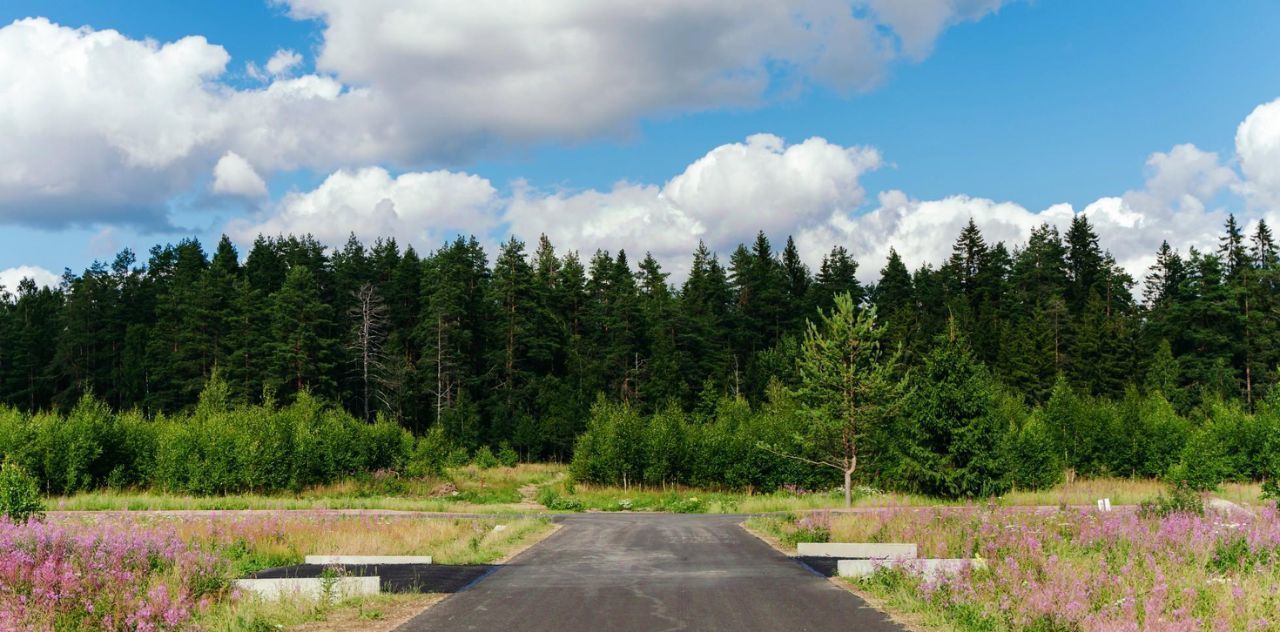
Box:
2, 0, 1280, 290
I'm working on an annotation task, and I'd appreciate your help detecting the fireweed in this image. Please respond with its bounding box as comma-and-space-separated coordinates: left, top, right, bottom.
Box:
0, 518, 223, 631
832, 504, 1280, 630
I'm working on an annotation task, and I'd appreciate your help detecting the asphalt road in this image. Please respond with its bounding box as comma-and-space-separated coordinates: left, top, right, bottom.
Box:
397, 513, 903, 631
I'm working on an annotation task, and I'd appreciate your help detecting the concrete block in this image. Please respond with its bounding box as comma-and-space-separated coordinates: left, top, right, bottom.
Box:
304, 555, 433, 565
796, 542, 917, 559
233, 576, 380, 601
837, 558, 987, 580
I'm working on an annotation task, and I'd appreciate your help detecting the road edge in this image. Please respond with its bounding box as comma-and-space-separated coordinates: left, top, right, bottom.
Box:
736, 520, 929, 632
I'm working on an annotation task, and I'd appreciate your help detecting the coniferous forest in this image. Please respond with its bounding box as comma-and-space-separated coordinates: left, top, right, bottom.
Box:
3, 214, 1280, 498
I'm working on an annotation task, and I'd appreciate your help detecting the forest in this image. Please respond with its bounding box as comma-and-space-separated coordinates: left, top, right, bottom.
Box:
1, 214, 1279, 498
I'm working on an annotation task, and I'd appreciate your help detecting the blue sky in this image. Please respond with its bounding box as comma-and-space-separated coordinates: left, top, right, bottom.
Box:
2, 1, 1279, 287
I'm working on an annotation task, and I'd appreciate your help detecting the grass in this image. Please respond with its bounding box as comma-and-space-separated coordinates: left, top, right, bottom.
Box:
48, 463, 1268, 517
32, 512, 555, 631
747, 501, 1280, 630
536, 476, 1268, 514
48, 463, 567, 513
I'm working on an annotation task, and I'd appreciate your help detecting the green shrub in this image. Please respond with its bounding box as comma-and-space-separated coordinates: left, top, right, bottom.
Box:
0, 460, 44, 523
497, 442, 519, 468
1138, 483, 1204, 518
666, 496, 706, 513
445, 446, 472, 468
406, 426, 450, 478
472, 445, 499, 469
535, 487, 583, 511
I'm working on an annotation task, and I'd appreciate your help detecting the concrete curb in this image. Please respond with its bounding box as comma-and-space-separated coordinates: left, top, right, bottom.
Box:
304, 555, 433, 565
837, 558, 987, 580
797, 543, 917, 559
233, 576, 381, 601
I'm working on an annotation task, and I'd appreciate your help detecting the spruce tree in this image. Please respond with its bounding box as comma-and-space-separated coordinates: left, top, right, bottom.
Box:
268, 265, 337, 400
904, 324, 1009, 498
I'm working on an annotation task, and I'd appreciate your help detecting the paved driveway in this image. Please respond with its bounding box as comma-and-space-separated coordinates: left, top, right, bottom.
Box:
397, 513, 902, 631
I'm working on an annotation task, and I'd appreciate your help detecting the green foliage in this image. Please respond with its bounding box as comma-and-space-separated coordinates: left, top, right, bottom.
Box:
0, 382, 413, 496
496, 442, 519, 467
903, 327, 1010, 498
0, 460, 43, 522
472, 445, 499, 470
790, 294, 898, 506
1005, 411, 1062, 490
1137, 483, 1204, 518
535, 487, 584, 511
406, 425, 451, 478
9, 216, 1280, 500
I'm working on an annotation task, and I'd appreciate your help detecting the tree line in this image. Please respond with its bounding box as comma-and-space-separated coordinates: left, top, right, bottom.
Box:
1, 214, 1279, 470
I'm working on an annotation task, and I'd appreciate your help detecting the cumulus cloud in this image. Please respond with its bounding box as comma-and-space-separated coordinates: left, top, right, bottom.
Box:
227, 166, 499, 245
246, 48, 304, 81
211, 151, 268, 198
228, 132, 1247, 284
1237, 97, 1280, 212
0, 265, 61, 292
282, 0, 1012, 151
0, 18, 229, 226
0, 4, 1013, 227
868, 0, 1007, 59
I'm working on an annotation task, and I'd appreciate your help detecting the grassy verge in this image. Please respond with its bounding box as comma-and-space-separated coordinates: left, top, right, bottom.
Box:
17, 513, 555, 631
746, 500, 1280, 631
48, 463, 567, 513
537, 477, 1266, 514
49, 467, 1267, 517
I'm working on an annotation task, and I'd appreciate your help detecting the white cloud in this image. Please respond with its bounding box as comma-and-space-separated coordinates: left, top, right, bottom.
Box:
281, 0, 1012, 153
228, 132, 1248, 284
1237, 97, 1280, 212
506, 134, 880, 275
246, 48, 304, 81
0, 4, 1012, 227
0, 18, 229, 226
265, 49, 303, 77
227, 166, 499, 245
211, 151, 268, 198
867, 0, 1007, 59
0, 265, 61, 292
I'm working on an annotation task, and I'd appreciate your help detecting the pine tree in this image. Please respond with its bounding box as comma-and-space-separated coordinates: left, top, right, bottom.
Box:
871, 248, 915, 359
632, 254, 678, 404
678, 242, 732, 401
488, 237, 537, 445
268, 265, 337, 400
773, 293, 896, 507
780, 236, 812, 332
811, 245, 863, 313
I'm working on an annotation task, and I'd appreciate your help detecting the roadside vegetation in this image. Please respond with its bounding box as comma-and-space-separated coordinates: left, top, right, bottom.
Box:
0, 511, 553, 630
748, 497, 1279, 630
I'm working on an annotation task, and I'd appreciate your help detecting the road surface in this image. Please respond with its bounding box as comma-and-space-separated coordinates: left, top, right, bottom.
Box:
397, 513, 902, 631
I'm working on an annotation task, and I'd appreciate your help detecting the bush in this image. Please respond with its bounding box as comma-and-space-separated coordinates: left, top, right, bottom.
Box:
497, 442, 519, 468
472, 445, 499, 469
0, 382, 414, 497
666, 496, 706, 513
1170, 424, 1233, 491
406, 426, 450, 478
535, 487, 584, 512
0, 460, 44, 523
1006, 412, 1062, 490
1138, 483, 1204, 518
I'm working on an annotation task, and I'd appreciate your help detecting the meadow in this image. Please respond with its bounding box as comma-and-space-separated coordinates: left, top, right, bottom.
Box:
747, 498, 1279, 631
0, 512, 553, 631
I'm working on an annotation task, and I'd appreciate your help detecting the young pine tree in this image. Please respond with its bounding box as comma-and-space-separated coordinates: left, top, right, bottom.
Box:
765, 293, 897, 507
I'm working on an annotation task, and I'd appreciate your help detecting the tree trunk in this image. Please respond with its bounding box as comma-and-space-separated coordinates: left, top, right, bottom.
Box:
843, 468, 853, 508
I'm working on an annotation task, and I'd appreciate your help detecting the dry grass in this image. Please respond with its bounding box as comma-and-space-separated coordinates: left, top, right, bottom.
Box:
48, 463, 571, 513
